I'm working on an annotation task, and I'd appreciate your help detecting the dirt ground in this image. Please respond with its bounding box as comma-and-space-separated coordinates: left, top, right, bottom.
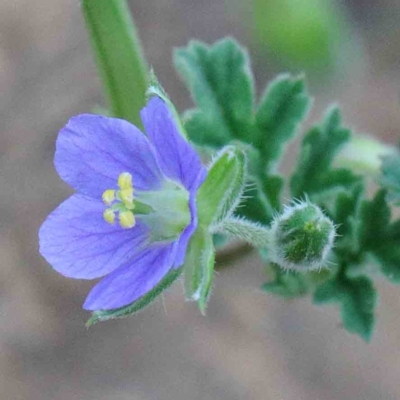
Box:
1, 1, 400, 399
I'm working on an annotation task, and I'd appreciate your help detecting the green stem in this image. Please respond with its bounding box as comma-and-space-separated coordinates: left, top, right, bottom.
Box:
82, 0, 148, 126
214, 218, 270, 248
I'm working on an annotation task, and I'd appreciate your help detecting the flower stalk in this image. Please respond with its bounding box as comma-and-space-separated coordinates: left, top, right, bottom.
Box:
82, 0, 148, 127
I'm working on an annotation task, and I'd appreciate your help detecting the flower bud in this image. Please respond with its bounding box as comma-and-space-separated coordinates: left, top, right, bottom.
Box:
269, 201, 336, 271
335, 134, 398, 176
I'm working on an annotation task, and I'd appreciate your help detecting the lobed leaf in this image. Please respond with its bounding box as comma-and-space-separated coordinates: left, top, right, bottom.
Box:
358, 189, 390, 251
314, 272, 376, 342
290, 107, 354, 198
174, 38, 254, 147
262, 264, 311, 297
255, 74, 311, 171
357, 189, 400, 283
380, 154, 400, 205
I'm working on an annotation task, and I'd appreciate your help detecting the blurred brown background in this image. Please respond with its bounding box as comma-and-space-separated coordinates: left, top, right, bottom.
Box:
1, 1, 400, 399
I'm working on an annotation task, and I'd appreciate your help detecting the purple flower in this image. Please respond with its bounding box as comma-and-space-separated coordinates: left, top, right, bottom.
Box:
39, 97, 206, 311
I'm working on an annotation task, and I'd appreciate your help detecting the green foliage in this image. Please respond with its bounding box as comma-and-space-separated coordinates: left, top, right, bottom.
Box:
358, 189, 390, 251
174, 37, 399, 340
86, 268, 182, 326
262, 264, 311, 297
357, 190, 400, 283
330, 184, 364, 261
174, 38, 254, 147
314, 271, 376, 342
81, 11, 400, 340
255, 74, 311, 171
175, 39, 310, 226
290, 107, 358, 198
381, 154, 400, 205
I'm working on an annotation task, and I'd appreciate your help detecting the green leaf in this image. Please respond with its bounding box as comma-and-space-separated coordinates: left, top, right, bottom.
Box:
82, 0, 148, 127
372, 247, 400, 283
255, 74, 311, 171
356, 189, 400, 283
262, 263, 311, 297
334, 183, 364, 238
261, 174, 284, 213
381, 154, 400, 205
358, 189, 390, 251
197, 146, 246, 227
332, 183, 364, 261
314, 272, 376, 341
262, 274, 310, 297
174, 38, 254, 147
86, 267, 182, 326
183, 228, 215, 313
231, 146, 280, 223
236, 173, 283, 225
236, 183, 274, 224
290, 107, 352, 198
316, 169, 360, 193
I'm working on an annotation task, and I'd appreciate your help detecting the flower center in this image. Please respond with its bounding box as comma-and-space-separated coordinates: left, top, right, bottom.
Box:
102, 172, 191, 242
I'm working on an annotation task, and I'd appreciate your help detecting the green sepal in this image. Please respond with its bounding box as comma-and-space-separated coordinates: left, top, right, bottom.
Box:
86, 267, 182, 326
82, 0, 148, 127
255, 74, 311, 171
184, 227, 215, 314
174, 38, 254, 147
313, 272, 376, 342
197, 146, 246, 227
380, 154, 400, 205
290, 107, 355, 198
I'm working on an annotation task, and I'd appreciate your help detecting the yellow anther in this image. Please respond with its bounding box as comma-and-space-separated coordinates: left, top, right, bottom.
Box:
119, 188, 134, 207
103, 208, 116, 224
119, 210, 136, 229
102, 189, 116, 205
118, 172, 133, 190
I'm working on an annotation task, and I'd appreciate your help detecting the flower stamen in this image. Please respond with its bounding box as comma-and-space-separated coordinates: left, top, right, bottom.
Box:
103, 208, 116, 224
102, 189, 116, 205
102, 172, 136, 228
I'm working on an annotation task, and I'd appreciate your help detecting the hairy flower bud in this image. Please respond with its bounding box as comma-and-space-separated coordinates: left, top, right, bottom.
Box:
269, 201, 336, 271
